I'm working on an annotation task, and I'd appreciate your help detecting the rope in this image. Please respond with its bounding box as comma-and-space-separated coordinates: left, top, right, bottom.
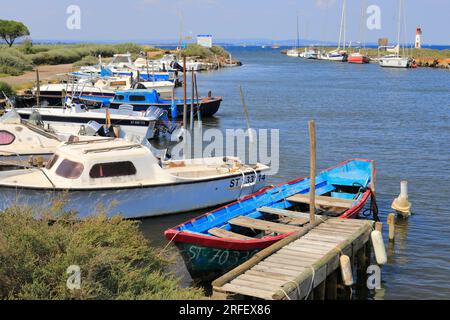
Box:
159, 230, 181, 256
304, 266, 316, 300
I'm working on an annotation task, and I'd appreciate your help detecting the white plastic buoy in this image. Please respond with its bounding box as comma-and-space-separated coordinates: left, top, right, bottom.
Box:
340, 255, 353, 286
371, 230, 387, 265
391, 180, 411, 217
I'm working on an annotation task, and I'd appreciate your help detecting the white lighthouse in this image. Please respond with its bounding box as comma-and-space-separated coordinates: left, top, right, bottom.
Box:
415, 26, 422, 48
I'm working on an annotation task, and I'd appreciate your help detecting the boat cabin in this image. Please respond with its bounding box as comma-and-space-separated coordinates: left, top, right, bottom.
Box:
42, 138, 174, 188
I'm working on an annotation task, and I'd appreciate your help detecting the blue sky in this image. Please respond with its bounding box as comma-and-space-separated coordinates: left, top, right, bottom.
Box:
1, 0, 449, 44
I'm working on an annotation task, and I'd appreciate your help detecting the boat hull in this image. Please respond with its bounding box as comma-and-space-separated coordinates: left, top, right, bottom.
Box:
348, 55, 370, 64
379, 57, 410, 68
0, 170, 267, 219
81, 97, 222, 118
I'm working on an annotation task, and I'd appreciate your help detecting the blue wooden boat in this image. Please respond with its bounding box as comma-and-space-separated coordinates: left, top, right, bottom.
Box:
79, 89, 222, 118
164, 159, 376, 282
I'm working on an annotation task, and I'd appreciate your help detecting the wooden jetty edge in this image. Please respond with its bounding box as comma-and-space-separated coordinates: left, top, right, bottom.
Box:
212, 215, 374, 300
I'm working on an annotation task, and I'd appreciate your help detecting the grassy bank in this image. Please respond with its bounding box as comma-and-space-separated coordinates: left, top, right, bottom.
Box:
0, 42, 233, 79
0, 203, 204, 300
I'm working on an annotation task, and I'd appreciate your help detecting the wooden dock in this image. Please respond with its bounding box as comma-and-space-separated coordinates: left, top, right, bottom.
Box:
212, 216, 374, 300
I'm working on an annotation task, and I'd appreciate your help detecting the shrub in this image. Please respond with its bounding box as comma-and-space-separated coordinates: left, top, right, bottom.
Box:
0, 81, 14, 98
0, 205, 204, 300
73, 55, 99, 67
0, 48, 33, 75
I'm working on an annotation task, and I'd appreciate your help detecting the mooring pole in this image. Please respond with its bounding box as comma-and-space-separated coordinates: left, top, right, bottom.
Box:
35, 68, 40, 107
182, 56, 188, 158
308, 120, 316, 224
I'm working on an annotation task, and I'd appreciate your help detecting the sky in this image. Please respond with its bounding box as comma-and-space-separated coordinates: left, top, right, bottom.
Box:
1, 0, 449, 45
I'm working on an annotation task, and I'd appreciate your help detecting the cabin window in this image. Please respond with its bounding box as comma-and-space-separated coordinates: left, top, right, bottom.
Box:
55, 159, 84, 179
0, 130, 15, 145
115, 95, 124, 101
45, 154, 59, 170
129, 95, 146, 101
89, 161, 137, 178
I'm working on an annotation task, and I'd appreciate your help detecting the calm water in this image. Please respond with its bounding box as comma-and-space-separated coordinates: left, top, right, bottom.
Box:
140, 47, 450, 299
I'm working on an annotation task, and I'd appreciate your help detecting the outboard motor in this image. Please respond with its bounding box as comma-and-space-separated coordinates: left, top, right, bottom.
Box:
170, 61, 183, 71
29, 110, 44, 127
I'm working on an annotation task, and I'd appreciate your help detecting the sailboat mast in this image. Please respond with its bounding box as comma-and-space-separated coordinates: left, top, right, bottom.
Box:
397, 0, 402, 57
343, 0, 346, 50
338, 0, 345, 50
296, 13, 300, 51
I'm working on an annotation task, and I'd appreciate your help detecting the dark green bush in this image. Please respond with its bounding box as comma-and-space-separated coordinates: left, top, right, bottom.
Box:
0, 81, 15, 98
0, 205, 204, 300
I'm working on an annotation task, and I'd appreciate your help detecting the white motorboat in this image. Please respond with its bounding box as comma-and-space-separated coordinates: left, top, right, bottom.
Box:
15, 104, 164, 142
319, 50, 347, 62
0, 138, 270, 218
286, 49, 301, 57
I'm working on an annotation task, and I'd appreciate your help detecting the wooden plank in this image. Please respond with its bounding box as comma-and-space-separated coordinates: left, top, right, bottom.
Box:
237, 274, 287, 287
315, 225, 358, 234
290, 239, 338, 249
219, 284, 273, 300
229, 216, 301, 234
276, 249, 321, 261
259, 261, 306, 272
245, 270, 295, 282
287, 194, 355, 209
252, 265, 300, 277
287, 242, 333, 253
231, 278, 282, 292
208, 227, 253, 240
257, 207, 310, 224
266, 256, 317, 268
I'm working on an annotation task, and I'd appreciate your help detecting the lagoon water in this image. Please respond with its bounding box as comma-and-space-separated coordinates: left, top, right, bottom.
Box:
140, 47, 450, 299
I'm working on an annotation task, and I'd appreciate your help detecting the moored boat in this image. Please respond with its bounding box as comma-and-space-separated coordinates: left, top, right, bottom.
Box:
0, 138, 270, 218
79, 89, 222, 118
348, 52, 370, 64
164, 159, 375, 282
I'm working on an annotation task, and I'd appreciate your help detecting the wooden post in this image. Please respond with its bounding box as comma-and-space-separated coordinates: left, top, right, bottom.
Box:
375, 222, 382, 232
182, 56, 187, 158
387, 213, 395, 241
35, 68, 40, 107
313, 281, 326, 300
370, 160, 376, 194
308, 120, 316, 224
190, 67, 194, 132
325, 270, 338, 299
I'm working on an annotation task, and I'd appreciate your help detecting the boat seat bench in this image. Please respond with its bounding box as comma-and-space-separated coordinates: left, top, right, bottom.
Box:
287, 193, 354, 209
208, 227, 253, 240
229, 216, 301, 234
257, 207, 310, 225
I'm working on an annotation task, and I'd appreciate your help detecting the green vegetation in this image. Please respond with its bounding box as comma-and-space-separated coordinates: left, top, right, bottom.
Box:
0, 43, 160, 77
72, 55, 100, 67
0, 19, 30, 47
181, 43, 230, 59
0, 204, 204, 300
0, 81, 14, 98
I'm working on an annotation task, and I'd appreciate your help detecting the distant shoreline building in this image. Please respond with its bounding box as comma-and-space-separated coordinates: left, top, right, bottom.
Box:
415, 27, 422, 48
197, 34, 212, 48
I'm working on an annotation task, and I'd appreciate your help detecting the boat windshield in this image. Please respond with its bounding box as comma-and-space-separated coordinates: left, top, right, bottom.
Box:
55, 159, 84, 179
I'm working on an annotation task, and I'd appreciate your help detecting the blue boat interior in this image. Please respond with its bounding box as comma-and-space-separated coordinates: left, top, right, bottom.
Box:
177, 160, 372, 239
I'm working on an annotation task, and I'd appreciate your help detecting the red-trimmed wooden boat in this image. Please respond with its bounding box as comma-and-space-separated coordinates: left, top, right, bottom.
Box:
164, 159, 375, 282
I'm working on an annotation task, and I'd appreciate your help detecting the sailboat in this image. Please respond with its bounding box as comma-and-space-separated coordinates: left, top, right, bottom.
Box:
320, 0, 348, 62
379, 0, 411, 68
286, 14, 301, 57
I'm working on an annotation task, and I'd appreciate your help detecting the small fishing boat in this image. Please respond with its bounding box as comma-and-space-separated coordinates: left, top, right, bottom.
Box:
320, 50, 348, 62
79, 89, 222, 118
164, 159, 375, 282
0, 138, 269, 218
